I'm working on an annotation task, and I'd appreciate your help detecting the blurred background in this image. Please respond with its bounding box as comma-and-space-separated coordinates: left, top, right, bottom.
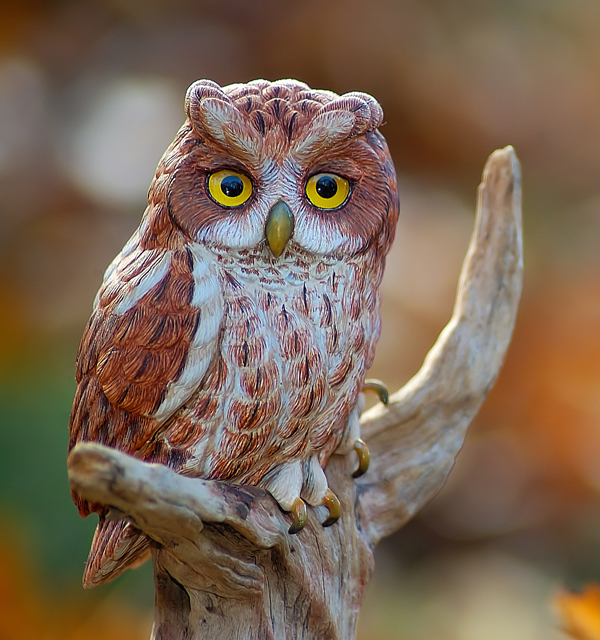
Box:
0, 0, 599, 638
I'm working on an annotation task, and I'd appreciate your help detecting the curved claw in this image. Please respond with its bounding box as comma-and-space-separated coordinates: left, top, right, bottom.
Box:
352, 438, 370, 478
288, 497, 307, 534
322, 489, 341, 528
362, 379, 389, 405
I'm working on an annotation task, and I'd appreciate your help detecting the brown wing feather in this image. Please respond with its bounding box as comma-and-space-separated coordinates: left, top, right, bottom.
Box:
69, 246, 222, 586
82, 518, 151, 589
69, 249, 201, 513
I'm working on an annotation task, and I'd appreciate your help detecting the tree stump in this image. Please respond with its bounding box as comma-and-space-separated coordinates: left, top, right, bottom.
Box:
68, 146, 523, 639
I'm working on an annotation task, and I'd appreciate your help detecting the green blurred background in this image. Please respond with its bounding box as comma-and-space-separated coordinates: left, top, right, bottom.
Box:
1, 1, 600, 638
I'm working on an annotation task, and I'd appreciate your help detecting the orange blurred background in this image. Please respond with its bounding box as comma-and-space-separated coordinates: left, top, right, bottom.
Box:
1, 1, 599, 638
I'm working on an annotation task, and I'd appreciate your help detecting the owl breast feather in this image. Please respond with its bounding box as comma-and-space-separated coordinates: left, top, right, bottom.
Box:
156, 244, 382, 495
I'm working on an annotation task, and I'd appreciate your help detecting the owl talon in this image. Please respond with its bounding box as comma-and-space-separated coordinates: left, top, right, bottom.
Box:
322, 489, 341, 527
363, 379, 389, 405
352, 438, 370, 478
288, 497, 308, 534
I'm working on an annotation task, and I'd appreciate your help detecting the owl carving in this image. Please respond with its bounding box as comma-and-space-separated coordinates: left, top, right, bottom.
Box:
69, 78, 399, 587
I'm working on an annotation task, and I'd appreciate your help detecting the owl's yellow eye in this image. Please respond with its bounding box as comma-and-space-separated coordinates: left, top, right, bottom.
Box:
208, 169, 252, 207
305, 173, 350, 210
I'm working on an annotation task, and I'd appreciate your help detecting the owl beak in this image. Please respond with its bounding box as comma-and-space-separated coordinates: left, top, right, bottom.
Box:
265, 200, 295, 258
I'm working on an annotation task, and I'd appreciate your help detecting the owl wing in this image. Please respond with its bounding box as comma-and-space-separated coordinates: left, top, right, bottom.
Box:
69, 239, 224, 587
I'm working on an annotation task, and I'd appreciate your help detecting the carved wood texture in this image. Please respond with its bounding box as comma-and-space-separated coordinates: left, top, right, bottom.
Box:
68, 146, 523, 639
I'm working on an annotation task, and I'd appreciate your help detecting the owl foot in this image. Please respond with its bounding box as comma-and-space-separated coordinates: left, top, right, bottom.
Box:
362, 378, 389, 405
322, 489, 341, 527
352, 438, 370, 478
288, 497, 308, 534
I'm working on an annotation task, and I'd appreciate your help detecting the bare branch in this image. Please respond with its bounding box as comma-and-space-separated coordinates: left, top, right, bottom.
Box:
68, 442, 287, 550
69, 444, 374, 637
356, 145, 523, 546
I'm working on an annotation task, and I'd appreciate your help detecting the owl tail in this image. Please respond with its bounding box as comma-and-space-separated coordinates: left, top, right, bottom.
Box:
82, 517, 151, 589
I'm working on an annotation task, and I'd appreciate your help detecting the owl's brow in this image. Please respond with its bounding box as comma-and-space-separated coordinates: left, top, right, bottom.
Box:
291, 131, 371, 170
308, 156, 364, 181
179, 130, 257, 175
289, 109, 371, 162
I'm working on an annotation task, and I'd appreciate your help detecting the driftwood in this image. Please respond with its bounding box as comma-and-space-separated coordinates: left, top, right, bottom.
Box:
68, 146, 523, 640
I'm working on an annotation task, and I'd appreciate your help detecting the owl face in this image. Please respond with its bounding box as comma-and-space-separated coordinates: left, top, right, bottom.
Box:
145, 79, 398, 259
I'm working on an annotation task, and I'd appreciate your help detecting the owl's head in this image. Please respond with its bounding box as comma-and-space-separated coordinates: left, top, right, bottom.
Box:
145, 79, 399, 261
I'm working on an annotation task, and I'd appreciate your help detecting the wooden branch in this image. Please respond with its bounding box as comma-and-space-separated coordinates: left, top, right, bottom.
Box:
68, 442, 286, 553
356, 145, 523, 546
68, 146, 522, 639
68, 444, 374, 638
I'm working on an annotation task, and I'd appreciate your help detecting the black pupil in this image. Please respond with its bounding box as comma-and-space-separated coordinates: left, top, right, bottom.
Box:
315, 176, 338, 199
221, 175, 244, 198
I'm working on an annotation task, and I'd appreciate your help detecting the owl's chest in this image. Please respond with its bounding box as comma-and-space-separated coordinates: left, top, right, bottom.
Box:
217, 259, 374, 389
162, 254, 382, 478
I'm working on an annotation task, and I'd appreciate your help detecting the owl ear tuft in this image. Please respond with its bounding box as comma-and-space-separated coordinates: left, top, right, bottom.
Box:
185, 80, 231, 122
319, 93, 384, 137
185, 84, 260, 158
293, 91, 384, 159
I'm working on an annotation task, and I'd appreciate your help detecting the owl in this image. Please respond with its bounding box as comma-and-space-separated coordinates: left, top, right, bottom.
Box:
69, 78, 399, 588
